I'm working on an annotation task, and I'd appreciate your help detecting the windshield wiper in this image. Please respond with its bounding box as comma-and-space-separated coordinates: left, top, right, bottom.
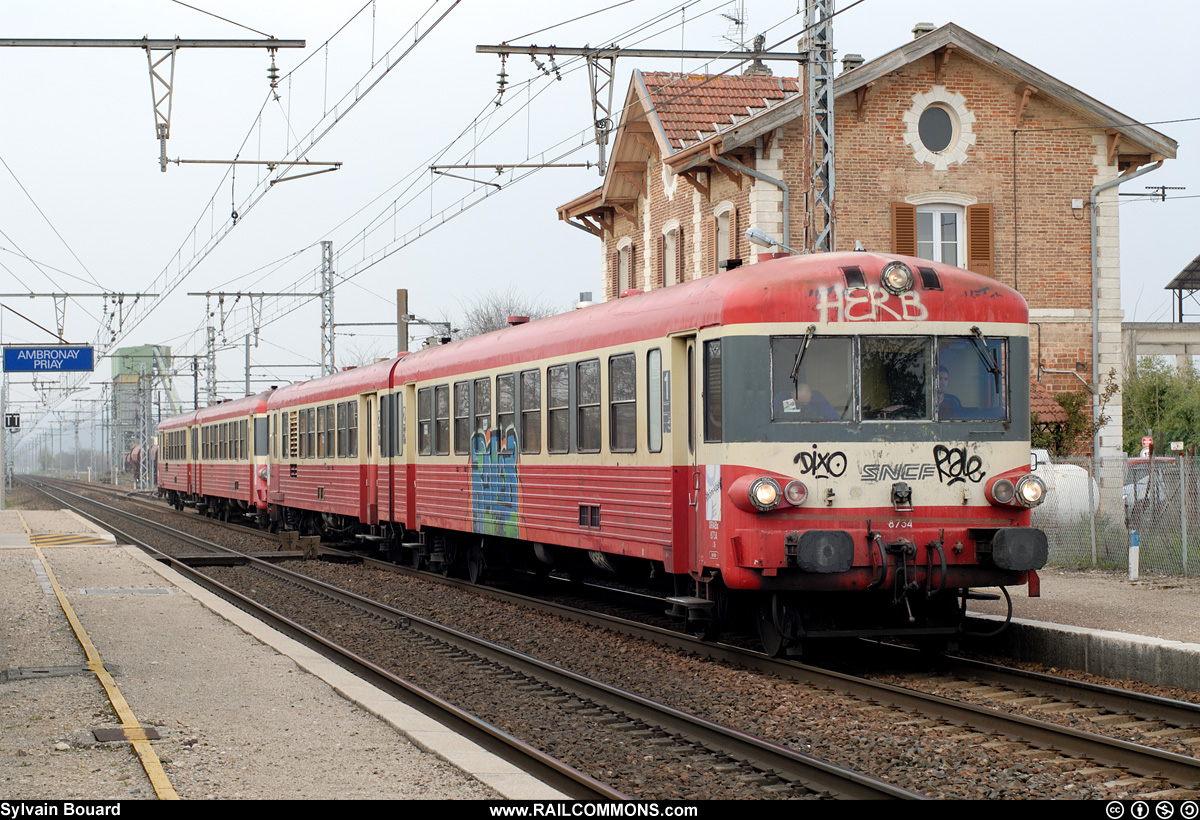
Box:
790, 325, 817, 384
969, 326, 1002, 392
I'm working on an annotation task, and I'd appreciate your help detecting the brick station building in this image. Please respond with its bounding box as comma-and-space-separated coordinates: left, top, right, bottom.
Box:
557, 22, 1177, 461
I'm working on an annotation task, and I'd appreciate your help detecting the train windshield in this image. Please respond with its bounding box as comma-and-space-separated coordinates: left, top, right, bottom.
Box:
770, 335, 1008, 422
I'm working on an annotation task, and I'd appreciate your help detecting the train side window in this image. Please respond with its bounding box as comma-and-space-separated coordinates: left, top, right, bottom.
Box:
453, 381, 471, 455
307, 408, 317, 458
365, 398, 372, 460
241, 420, 248, 460
521, 369, 541, 455
397, 394, 405, 456
474, 377, 491, 440
548, 365, 569, 454
497, 373, 516, 453
418, 388, 432, 455
577, 360, 601, 453
316, 406, 327, 458
609, 353, 636, 453
861, 337, 932, 420
322, 404, 334, 456
703, 340, 722, 442
335, 402, 347, 457
380, 395, 390, 458
647, 349, 662, 453
255, 417, 268, 457
434, 385, 450, 456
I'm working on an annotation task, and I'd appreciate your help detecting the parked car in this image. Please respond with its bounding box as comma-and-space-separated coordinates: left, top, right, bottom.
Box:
1123, 457, 1178, 528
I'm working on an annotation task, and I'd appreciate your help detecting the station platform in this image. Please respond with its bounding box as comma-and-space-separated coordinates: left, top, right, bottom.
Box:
0, 507, 563, 800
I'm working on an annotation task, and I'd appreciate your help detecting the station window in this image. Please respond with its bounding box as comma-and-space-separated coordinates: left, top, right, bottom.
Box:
577, 359, 601, 453
609, 353, 636, 453
521, 369, 541, 455
548, 365, 569, 454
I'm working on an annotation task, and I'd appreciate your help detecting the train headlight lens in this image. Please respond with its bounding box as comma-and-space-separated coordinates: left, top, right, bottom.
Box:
991, 478, 1015, 504
784, 480, 808, 506
880, 261, 915, 295
749, 477, 782, 511
258, 466, 268, 481
1016, 475, 1046, 508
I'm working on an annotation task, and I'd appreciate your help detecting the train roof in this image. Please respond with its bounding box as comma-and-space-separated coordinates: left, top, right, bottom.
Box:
157, 410, 197, 431
191, 390, 273, 424
266, 357, 399, 409
394, 252, 1028, 381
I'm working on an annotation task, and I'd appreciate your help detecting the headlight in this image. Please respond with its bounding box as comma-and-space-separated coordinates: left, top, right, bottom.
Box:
258, 466, 268, 481
991, 478, 1015, 505
880, 261, 915, 295
1016, 475, 1046, 508
749, 477, 782, 511
784, 480, 808, 506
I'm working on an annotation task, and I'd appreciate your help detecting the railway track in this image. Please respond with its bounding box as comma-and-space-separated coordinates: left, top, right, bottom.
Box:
25, 477, 916, 800
28, 477, 1200, 798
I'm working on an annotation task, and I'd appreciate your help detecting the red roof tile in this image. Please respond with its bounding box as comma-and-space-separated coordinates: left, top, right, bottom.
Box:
1030, 382, 1070, 423
640, 72, 799, 150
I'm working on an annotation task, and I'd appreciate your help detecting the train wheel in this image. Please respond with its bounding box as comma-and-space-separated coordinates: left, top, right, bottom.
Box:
757, 604, 786, 657
467, 540, 488, 585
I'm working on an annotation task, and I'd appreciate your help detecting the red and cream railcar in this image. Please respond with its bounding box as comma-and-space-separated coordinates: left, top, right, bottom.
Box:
156, 410, 197, 509
190, 391, 272, 525
390, 251, 1048, 652
264, 358, 403, 535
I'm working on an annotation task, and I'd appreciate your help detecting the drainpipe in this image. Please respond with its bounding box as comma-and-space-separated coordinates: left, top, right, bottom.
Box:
1089, 159, 1162, 457
710, 153, 791, 251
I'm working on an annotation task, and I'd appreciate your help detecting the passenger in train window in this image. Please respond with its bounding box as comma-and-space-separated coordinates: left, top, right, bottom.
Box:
936, 366, 964, 419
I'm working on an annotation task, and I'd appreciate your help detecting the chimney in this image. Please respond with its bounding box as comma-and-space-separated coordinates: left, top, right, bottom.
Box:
841, 53, 864, 73
507, 316, 530, 326
912, 22, 936, 39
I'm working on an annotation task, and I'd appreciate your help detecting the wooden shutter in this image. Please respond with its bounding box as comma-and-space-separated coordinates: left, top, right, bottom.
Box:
677, 225, 686, 283
965, 204, 995, 278
711, 214, 718, 275
608, 247, 618, 300
891, 203, 917, 256
730, 206, 740, 263
655, 233, 665, 289
629, 244, 638, 290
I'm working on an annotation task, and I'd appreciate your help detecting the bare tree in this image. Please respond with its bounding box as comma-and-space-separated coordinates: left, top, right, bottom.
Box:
339, 338, 392, 367
452, 285, 563, 339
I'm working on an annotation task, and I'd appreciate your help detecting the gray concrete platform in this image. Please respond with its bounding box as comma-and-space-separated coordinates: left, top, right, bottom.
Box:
0, 508, 563, 800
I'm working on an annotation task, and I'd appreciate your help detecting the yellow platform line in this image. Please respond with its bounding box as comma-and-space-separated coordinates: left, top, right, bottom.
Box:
19, 512, 179, 800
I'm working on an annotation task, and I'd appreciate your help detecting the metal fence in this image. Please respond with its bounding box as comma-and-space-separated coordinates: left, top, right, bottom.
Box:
1031, 454, 1200, 577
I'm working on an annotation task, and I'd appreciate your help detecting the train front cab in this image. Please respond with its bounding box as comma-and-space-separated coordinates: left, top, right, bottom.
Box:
680, 312, 1047, 654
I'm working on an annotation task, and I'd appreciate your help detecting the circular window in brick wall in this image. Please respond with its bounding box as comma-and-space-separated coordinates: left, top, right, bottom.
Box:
904, 88, 976, 171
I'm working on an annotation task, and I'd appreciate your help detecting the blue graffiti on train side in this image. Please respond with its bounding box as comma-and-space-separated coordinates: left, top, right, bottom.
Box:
469, 424, 520, 538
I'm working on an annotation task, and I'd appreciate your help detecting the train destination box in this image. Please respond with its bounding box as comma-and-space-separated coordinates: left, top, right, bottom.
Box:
3, 345, 94, 372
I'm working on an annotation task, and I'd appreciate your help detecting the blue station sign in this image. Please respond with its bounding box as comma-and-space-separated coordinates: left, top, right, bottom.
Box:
3, 345, 95, 372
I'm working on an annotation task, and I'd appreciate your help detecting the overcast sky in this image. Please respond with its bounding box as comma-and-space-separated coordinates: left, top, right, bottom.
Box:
1, 1, 1196, 451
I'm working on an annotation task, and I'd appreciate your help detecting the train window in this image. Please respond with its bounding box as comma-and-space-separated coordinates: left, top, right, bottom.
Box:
577, 359, 601, 453
521, 369, 541, 455
418, 388, 432, 455
307, 408, 317, 458
316, 406, 327, 458
647, 349, 662, 453
474, 377, 491, 441
861, 337, 932, 420
454, 382, 471, 455
379, 396, 389, 458
497, 374, 516, 454
434, 385, 449, 456
703, 340, 722, 442
348, 401, 359, 458
609, 354, 636, 453
548, 365, 569, 454
397, 394, 405, 456
771, 337, 853, 421
322, 404, 334, 457
255, 417, 269, 457
365, 398, 372, 459
936, 337, 1008, 421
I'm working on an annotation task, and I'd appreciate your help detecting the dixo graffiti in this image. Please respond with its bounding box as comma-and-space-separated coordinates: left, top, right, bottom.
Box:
793, 445, 848, 479
815, 284, 928, 323
469, 424, 520, 538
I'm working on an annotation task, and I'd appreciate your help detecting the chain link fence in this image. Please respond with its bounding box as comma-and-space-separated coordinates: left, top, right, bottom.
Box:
1031, 453, 1200, 577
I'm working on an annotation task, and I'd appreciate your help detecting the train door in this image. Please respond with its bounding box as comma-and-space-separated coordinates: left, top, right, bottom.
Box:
685, 336, 705, 572
362, 393, 378, 525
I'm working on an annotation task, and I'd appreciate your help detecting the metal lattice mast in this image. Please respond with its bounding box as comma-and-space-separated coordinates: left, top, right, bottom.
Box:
319, 241, 335, 375
137, 364, 153, 490
806, 0, 836, 253
206, 325, 218, 406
